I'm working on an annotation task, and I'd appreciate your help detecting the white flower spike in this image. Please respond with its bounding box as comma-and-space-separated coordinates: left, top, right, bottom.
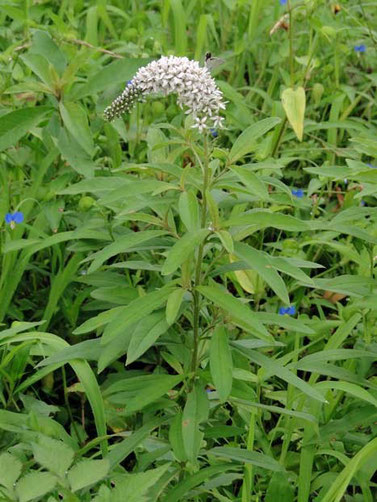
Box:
104, 55, 226, 132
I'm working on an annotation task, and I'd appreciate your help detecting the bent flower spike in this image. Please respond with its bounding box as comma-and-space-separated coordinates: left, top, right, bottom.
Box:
104, 55, 226, 132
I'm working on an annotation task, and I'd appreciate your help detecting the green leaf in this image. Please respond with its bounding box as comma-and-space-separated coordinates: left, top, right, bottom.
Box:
166, 288, 185, 325
197, 284, 271, 341
234, 242, 289, 304
104, 374, 183, 413
210, 326, 233, 402
161, 229, 209, 276
108, 417, 166, 468
233, 347, 327, 403
315, 381, 377, 407
0, 332, 108, 456
231, 398, 317, 424
87, 230, 167, 274
170, 0, 187, 55
58, 176, 130, 195
21, 53, 54, 87
68, 459, 109, 492
101, 287, 174, 344
0, 453, 22, 490
0, 106, 52, 152
79, 57, 151, 97
56, 127, 95, 177
147, 127, 168, 163
164, 464, 233, 502
209, 447, 284, 472
267, 255, 314, 285
265, 472, 294, 502
216, 230, 234, 254
126, 312, 168, 365
32, 436, 74, 478
112, 465, 171, 502
225, 210, 310, 231
294, 348, 375, 369
0, 321, 45, 341
182, 383, 209, 462
281, 86, 306, 141
230, 166, 270, 200
30, 30, 67, 74
321, 437, 377, 502
59, 101, 95, 156
169, 412, 187, 462
16, 472, 57, 502
178, 190, 200, 232
229, 117, 281, 163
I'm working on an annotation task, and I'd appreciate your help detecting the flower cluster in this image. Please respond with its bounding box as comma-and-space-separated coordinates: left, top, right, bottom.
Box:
104, 56, 226, 132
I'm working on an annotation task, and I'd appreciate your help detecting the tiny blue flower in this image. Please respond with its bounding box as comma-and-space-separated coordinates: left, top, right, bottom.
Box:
366, 163, 377, 168
127, 80, 133, 86
360, 200, 366, 206
354, 44, 366, 53
279, 305, 296, 315
292, 189, 304, 198
280, 0, 287, 5
210, 128, 218, 138
5, 211, 24, 229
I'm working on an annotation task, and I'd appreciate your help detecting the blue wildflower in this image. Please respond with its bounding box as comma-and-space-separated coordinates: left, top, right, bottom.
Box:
366, 163, 377, 168
292, 189, 304, 198
127, 80, 133, 85
360, 200, 366, 207
210, 128, 218, 138
5, 212, 24, 229
280, 0, 287, 4
354, 44, 366, 53
279, 305, 296, 315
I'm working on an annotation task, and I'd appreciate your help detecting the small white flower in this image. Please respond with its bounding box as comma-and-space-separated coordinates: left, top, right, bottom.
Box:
192, 116, 208, 133
104, 55, 226, 130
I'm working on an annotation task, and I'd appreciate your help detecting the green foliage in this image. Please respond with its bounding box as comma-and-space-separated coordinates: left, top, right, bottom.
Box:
1, 1, 377, 501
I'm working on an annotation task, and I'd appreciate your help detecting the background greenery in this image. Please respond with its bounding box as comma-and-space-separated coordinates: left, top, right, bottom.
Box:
1, 0, 377, 501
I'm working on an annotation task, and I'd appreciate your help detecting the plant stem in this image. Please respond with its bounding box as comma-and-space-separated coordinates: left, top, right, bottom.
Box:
272, 117, 287, 158
241, 410, 256, 502
190, 134, 210, 380
287, 0, 294, 87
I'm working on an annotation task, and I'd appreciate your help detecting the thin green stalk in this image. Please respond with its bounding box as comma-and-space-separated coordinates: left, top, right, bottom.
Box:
62, 366, 82, 445
287, 0, 294, 86
279, 331, 300, 465
190, 134, 210, 380
271, 117, 287, 157
241, 411, 256, 502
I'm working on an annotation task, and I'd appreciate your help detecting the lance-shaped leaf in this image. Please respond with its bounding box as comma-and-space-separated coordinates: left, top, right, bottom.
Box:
197, 284, 271, 341
162, 229, 209, 276
234, 242, 289, 304
182, 383, 209, 462
210, 326, 233, 402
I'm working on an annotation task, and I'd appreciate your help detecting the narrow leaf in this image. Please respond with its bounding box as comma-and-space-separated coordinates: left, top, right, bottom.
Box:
162, 229, 209, 276
210, 326, 233, 402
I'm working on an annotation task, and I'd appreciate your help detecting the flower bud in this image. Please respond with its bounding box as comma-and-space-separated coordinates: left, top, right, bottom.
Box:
78, 196, 95, 211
